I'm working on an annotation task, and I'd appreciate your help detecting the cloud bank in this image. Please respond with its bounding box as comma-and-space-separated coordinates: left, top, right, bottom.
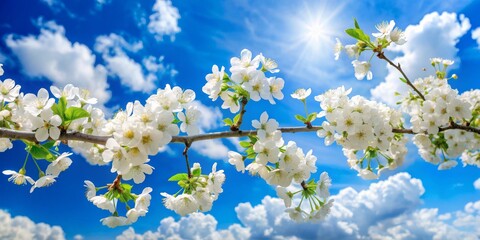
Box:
371, 12, 471, 105
5, 19, 111, 105
0, 209, 66, 240
117, 172, 480, 239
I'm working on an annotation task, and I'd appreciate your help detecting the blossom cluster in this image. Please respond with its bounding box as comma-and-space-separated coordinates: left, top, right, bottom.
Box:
401, 76, 480, 169
2, 152, 72, 192
227, 111, 333, 220
203, 49, 284, 113
85, 180, 152, 228
335, 20, 406, 80
71, 84, 200, 182
161, 162, 225, 216
315, 86, 407, 179
276, 172, 334, 222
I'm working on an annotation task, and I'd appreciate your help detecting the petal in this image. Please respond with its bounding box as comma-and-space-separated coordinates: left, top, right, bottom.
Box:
38, 88, 49, 101
49, 127, 61, 140
50, 115, 62, 126
35, 127, 49, 142
2, 170, 16, 175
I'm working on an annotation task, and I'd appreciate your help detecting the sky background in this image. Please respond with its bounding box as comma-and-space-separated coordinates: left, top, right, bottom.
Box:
0, 0, 479, 239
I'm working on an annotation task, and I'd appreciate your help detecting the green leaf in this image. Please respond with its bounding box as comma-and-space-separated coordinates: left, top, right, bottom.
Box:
52, 97, 67, 119
399, 77, 407, 83
307, 113, 317, 122
168, 173, 189, 182
64, 107, 90, 123
345, 28, 360, 39
42, 140, 56, 149
239, 141, 251, 148
354, 18, 360, 29
192, 167, 201, 177
223, 118, 233, 126
233, 113, 241, 124
345, 28, 370, 44
295, 114, 307, 122
28, 144, 55, 161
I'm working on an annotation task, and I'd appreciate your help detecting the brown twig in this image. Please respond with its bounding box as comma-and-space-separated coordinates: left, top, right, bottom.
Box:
376, 51, 426, 101
108, 174, 123, 192
230, 98, 248, 131
183, 142, 192, 178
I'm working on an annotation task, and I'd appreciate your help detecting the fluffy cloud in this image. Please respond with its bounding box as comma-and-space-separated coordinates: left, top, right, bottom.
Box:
148, 0, 181, 41
95, 33, 175, 93
472, 27, 480, 48
234, 172, 426, 239
119, 172, 480, 239
189, 100, 229, 160
0, 209, 65, 239
474, 178, 480, 190
371, 12, 471, 105
5, 19, 111, 105
116, 213, 250, 240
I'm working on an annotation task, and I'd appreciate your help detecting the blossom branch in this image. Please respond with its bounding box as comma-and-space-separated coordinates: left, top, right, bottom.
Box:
1, 123, 478, 148
230, 98, 248, 131
376, 51, 426, 101
183, 142, 192, 178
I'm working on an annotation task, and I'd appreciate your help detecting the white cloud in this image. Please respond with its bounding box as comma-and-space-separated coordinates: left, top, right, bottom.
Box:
119, 172, 480, 239
191, 139, 229, 160
5, 19, 111, 105
371, 12, 471, 105
0, 209, 65, 239
116, 213, 250, 240
472, 27, 480, 48
474, 178, 480, 190
95, 33, 175, 93
188, 100, 229, 160
190, 100, 223, 131
148, 0, 181, 41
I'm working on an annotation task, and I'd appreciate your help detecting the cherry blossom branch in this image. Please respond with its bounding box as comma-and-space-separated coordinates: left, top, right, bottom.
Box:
108, 175, 123, 192
230, 98, 248, 131
376, 51, 426, 101
183, 143, 192, 178
1, 123, 478, 148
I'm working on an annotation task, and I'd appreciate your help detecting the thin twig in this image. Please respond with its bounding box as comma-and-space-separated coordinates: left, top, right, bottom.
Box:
183, 142, 192, 178
108, 174, 123, 192
230, 98, 248, 131
376, 52, 426, 101
0, 123, 478, 148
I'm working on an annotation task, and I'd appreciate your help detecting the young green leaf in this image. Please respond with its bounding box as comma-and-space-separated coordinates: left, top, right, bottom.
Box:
354, 18, 360, 29
28, 144, 55, 161
168, 173, 189, 182
51, 97, 67, 121
239, 141, 251, 148
233, 113, 241, 124
307, 113, 317, 122
65, 107, 90, 122
295, 114, 307, 122
223, 118, 233, 126
192, 167, 201, 177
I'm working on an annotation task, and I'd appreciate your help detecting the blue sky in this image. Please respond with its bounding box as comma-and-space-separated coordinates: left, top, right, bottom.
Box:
0, 0, 479, 239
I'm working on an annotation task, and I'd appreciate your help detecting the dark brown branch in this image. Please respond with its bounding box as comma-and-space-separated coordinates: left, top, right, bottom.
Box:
183, 142, 192, 178
0, 123, 478, 148
230, 98, 248, 131
376, 52, 426, 101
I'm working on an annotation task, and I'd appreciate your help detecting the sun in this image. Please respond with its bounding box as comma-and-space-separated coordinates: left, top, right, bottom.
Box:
303, 19, 329, 48
285, 1, 345, 67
